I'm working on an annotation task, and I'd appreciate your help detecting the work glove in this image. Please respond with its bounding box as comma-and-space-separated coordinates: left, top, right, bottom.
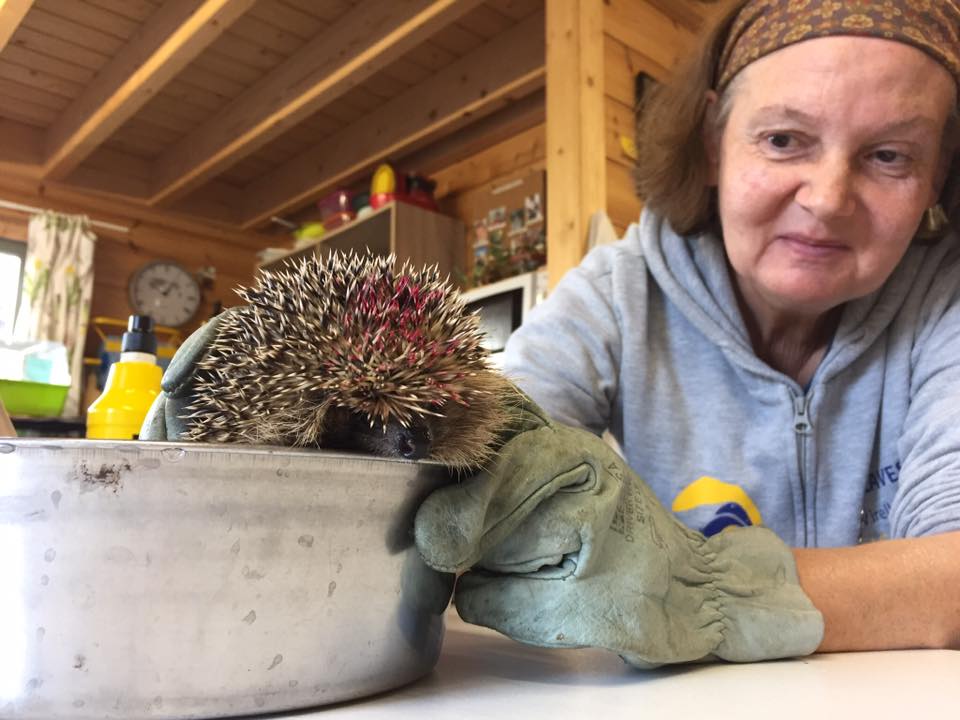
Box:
139, 310, 233, 441
414, 394, 824, 668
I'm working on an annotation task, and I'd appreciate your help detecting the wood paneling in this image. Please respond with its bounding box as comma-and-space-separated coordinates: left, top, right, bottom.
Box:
601, 1, 712, 236
604, 92, 640, 229
149, 0, 487, 205
604, 34, 670, 109
7, 26, 108, 71
83, 0, 161, 24
0, 60, 85, 100
433, 123, 545, 200
603, 0, 696, 72
546, 0, 606, 289
0, 170, 269, 249
0, 0, 34, 52
0, 209, 28, 241
0, 181, 257, 362
245, 0, 325, 40
34, 0, 140, 40
0, 117, 43, 167
0, 0, 553, 244
240, 10, 547, 228
43, 0, 254, 180
21, 6, 126, 55
403, 88, 544, 185
2, 45, 95, 88
281, 0, 354, 23
484, 0, 542, 22
606, 159, 642, 235
605, 95, 636, 170
437, 141, 545, 284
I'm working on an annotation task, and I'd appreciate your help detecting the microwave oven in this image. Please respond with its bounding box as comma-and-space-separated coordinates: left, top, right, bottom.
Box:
459, 270, 548, 366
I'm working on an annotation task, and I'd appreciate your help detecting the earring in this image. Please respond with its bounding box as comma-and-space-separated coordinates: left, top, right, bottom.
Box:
917, 204, 949, 239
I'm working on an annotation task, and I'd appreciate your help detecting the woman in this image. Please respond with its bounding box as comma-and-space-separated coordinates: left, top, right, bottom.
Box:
414, 0, 960, 662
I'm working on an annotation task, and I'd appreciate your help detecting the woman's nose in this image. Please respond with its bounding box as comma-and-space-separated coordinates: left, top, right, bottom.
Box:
795, 155, 856, 219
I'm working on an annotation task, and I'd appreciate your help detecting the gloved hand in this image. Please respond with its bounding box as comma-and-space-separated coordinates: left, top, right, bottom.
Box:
139, 310, 233, 441
414, 394, 824, 667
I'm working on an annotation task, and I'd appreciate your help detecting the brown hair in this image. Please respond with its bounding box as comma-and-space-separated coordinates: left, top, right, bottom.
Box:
634, 0, 960, 239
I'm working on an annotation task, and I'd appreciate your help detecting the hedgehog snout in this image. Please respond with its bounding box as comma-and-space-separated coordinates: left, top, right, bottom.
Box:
396, 423, 431, 460
319, 406, 434, 461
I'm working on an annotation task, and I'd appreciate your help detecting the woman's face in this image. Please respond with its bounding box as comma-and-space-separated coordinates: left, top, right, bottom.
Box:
712, 36, 955, 320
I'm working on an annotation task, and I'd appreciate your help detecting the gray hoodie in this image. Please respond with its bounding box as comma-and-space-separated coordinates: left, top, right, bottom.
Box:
501, 210, 960, 547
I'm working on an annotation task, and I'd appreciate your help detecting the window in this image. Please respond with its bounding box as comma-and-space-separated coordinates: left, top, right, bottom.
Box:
0, 238, 26, 338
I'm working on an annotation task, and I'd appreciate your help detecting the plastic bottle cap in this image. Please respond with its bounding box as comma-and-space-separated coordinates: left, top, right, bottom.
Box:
122, 314, 158, 355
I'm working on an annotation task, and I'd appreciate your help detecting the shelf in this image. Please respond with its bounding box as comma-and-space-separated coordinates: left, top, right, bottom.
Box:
259, 202, 465, 281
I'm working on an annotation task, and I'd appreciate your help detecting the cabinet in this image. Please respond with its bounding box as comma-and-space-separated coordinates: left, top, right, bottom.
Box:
259, 202, 466, 280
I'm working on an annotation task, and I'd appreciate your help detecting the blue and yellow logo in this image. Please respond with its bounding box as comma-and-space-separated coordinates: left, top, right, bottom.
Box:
672, 476, 762, 536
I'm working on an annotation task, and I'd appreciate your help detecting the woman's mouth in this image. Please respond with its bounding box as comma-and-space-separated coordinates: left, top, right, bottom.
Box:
778, 234, 849, 259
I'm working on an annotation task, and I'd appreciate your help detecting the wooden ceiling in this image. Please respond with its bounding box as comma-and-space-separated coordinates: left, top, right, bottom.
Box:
0, 0, 546, 236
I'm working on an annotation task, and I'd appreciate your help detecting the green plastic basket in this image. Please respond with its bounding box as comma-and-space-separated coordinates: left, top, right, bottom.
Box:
0, 379, 70, 417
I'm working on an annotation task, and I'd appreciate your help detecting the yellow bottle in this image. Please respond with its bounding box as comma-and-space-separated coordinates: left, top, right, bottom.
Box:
86, 315, 162, 439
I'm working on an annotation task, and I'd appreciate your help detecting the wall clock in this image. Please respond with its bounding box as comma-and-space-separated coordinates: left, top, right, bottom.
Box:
128, 260, 202, 327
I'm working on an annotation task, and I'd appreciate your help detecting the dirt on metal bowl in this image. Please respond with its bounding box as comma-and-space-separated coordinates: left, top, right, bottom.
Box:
0, 439, 455, 719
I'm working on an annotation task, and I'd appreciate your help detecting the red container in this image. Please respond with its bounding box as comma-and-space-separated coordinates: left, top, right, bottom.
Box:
370, 192, 395, 210
318, 190, 355, 230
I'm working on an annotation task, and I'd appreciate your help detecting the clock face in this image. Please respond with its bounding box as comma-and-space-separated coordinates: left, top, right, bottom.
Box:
128, 261, 201, 327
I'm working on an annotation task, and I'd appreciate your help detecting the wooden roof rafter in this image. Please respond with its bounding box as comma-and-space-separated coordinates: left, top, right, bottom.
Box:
0, 0, 549, 240
42, 0, 255, 182
148, 0, 489, 207
645, 0, 724, 33
0, 0, 33, 53
239, 9, 546, 229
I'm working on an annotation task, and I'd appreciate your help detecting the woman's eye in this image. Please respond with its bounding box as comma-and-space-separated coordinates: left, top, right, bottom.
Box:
873, 149, 903, 164
767, 133, 794, 149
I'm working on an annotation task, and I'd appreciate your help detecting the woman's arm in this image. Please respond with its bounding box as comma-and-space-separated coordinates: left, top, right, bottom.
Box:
793, 531, 960, 651
501, 244, 628, 434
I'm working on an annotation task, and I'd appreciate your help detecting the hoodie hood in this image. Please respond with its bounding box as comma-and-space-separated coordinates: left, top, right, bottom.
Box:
636, 210, 952, 389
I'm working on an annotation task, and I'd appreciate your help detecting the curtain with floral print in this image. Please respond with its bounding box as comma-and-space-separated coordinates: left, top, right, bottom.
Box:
14, 211, 96, 417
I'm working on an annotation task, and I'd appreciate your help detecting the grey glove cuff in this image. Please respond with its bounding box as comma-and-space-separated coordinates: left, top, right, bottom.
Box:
700, 527, 824, 662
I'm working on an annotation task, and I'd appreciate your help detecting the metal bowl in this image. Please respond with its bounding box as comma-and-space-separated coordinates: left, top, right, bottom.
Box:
0, 439, 455, 719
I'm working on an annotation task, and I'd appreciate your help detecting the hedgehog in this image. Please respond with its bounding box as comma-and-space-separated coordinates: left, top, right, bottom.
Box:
178, 250, 518, 470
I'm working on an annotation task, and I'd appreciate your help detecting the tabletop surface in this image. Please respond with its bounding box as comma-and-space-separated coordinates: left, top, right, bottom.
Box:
275, 611, 960, 720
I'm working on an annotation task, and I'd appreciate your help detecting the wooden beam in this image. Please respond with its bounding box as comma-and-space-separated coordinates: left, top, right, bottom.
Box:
239, 11, 546, 229
431, 122, 544, 200
645, 0, 709, 32
398, 89, 545, 185
546, 0, 606, 289
66, 163, 245, 227
58, 145, 246, 226
0, 0, 32, 52
270, 93, 545, 232
603, 0, 697, 72
42, 0, 254, 181
0, 117, 43, 168
149, 0, 487, 205
0, 169, 271, 250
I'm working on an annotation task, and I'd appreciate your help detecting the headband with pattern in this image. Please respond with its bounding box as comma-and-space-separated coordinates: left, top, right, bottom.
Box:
717, 0, 960, 91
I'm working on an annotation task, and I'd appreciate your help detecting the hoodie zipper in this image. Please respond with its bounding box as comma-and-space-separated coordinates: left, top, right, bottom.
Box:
792, 392, 811, 546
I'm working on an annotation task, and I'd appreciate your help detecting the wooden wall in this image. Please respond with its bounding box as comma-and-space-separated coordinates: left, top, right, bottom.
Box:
0, 177, 261, 358
434, 122, 545, 225
430, 121, 545, 282
601, 0, 712, 235
432, 0, 708, 272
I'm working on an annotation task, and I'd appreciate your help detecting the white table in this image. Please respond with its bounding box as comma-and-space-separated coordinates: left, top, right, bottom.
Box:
287, 613, 960, 719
